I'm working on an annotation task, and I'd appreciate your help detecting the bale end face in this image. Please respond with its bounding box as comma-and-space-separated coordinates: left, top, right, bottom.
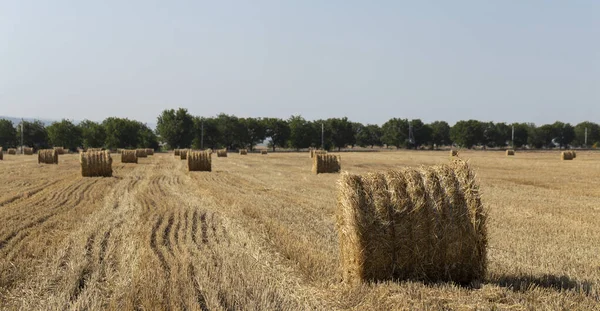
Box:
23, 147, 34, 155
7, 148, 17, 155
174, 149, 181, 156
336, 160, 487, 284
561, 151, 574, 160
180, 149, 189, 160
506, 150, 515, 156
312, 154, 341, 174
450, 150, 459, 157
217, 149, 228, 157
187, 151, 212, 172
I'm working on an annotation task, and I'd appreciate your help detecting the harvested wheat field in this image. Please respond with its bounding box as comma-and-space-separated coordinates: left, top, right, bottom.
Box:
0, 150, 598, 310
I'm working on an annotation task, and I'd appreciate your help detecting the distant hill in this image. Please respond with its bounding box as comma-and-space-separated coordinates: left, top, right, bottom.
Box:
0, 116, 156, 130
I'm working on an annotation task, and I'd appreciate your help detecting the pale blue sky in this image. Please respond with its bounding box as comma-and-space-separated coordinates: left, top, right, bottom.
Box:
1, 1, 598, 126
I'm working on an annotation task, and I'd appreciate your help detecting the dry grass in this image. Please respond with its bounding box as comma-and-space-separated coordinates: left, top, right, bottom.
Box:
187, 151, 211, 172
38, 149, 59, 165
0, 150, 599, 310
80, 151, 113, 177
121, 150, 138, 164
312, 154, 341, 174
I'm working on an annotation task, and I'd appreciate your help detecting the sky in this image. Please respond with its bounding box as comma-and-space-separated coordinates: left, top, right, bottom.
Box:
1, 1, 598, 126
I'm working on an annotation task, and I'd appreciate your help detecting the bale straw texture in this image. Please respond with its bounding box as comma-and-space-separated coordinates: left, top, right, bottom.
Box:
146, 148, 154, 156
38, 149, 58, 164
7, 148, 17, 155
561, 151, 574, 161
54, 147, 66, 155
312, 154, 341, 174
174, 149, 181, 156
136, 149, 148, 158
180, 149, 189, 160
261, 150, 268, 155
87, 148, 103, 152
450, 150, 458, 157
239, 149, 248, 155
217, 149, 227, 157
187, 151, 212, 172
80, 151, 113, 177
336, 159, 487, 284
506, 150, 515, 156
0, 147, 3, 160
23, 147, 33, 155
121, 150, 138, 163
310, 149, 327, 158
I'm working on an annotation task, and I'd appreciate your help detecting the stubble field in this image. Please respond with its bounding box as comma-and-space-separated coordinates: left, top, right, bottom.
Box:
0, 150, 598, 310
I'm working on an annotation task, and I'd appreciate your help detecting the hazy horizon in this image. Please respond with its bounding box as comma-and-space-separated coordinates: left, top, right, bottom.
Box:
2, 1, 598, 126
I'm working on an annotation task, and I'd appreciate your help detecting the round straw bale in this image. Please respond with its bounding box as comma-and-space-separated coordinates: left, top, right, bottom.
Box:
506, 150, 515, 156
38, 149, 59, 164
217, 149, 227, 157
174, 149, 181, 156
7, 148, 17, 155
23, 147, 33, 155
187, 151, 212, 171
312, 154, 341, 174
136, 149, 148, 158
450, 150, 458, 157
121, 150, 138, 163
0, 147, 3, 160
80, 151, 113, 177
261, 150, 268, 155
180, 149, 189, 160
53, 147, 66, 155
146, 148, 154, 156
239, 149, 248, 155
336, 159, 487, 284
561, 151, 574, 161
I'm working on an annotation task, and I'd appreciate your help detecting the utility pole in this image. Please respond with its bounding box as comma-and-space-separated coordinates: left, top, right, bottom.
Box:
585, 127, 588, 147
201, 118, 204, 150
21, 119, 24, 155
511, 125, 515, 148
321, 122, 324, 150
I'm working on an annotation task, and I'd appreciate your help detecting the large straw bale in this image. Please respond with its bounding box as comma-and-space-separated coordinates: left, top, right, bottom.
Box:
336, 159, 487, 284
217, 149, 227, 157
121, 150, 138, 163
7, 148, 17, 155
80, 151, 113, 177
312, 154, 341, 174
23, 147, 33, 155
239, 149, 248, 155
506, 150, 515, 156
38, 149, 58, 164
187, 151, 212, 172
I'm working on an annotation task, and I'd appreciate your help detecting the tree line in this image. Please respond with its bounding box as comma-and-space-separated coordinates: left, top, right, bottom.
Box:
0, 108, 598, 151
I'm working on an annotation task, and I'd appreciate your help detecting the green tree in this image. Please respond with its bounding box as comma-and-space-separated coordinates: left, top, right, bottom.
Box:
156, 108, 194, 149
46, 119, 82, 151
356, 124, 382, 148
450, 120, 484, 149
552, 121, 575, 149
214, 113, 244, 149
381, 118, 409, 148
510, 123, 529, 148
288, 115, 314, 150
79, 120, 106, 149
428, 121, 451, 148
528, 124, 555, 148
138, 124, 159, 149
103, 118, 141, 149
16, 120, 49, 150
264, 118, 290, 152
409, 119, 432, 148
327, 117, 355, 151
0, 119, 18, 148
573, 121, 600, 147
240, 118, 267, 151
192, 117, 220, 150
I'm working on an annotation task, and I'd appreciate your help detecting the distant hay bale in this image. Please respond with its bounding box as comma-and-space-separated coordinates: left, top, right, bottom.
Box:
54, 147, 66, 155
174, 149, 181, 156
7, 148, 17, 155
38, 149, 59, 164
571, 150, 576, 158
187, 151, 212, 172
0, 147, 3, 160
261, 150, 268, 155
217, 149, 227, 157
180, 149, 189, 160
87, 148, 103, 152
336, 159, 487, 284
136, 149, 148, 158
310, 149, 327, 158
312, 154, 341, 174
561, 151, 574, 161
450, 150, 459, 157
80, 151, 113, 177
121, 150, 138, 163
146, 148, 154, 156
506, 150, 515, 156
23, 147, 33, 155
239, 149, 248, 155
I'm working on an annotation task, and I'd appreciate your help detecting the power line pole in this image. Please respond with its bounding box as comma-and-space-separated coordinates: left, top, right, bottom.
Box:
511, 125, 515, 148
21, 119, 24, 155
585, 127, 588, 147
